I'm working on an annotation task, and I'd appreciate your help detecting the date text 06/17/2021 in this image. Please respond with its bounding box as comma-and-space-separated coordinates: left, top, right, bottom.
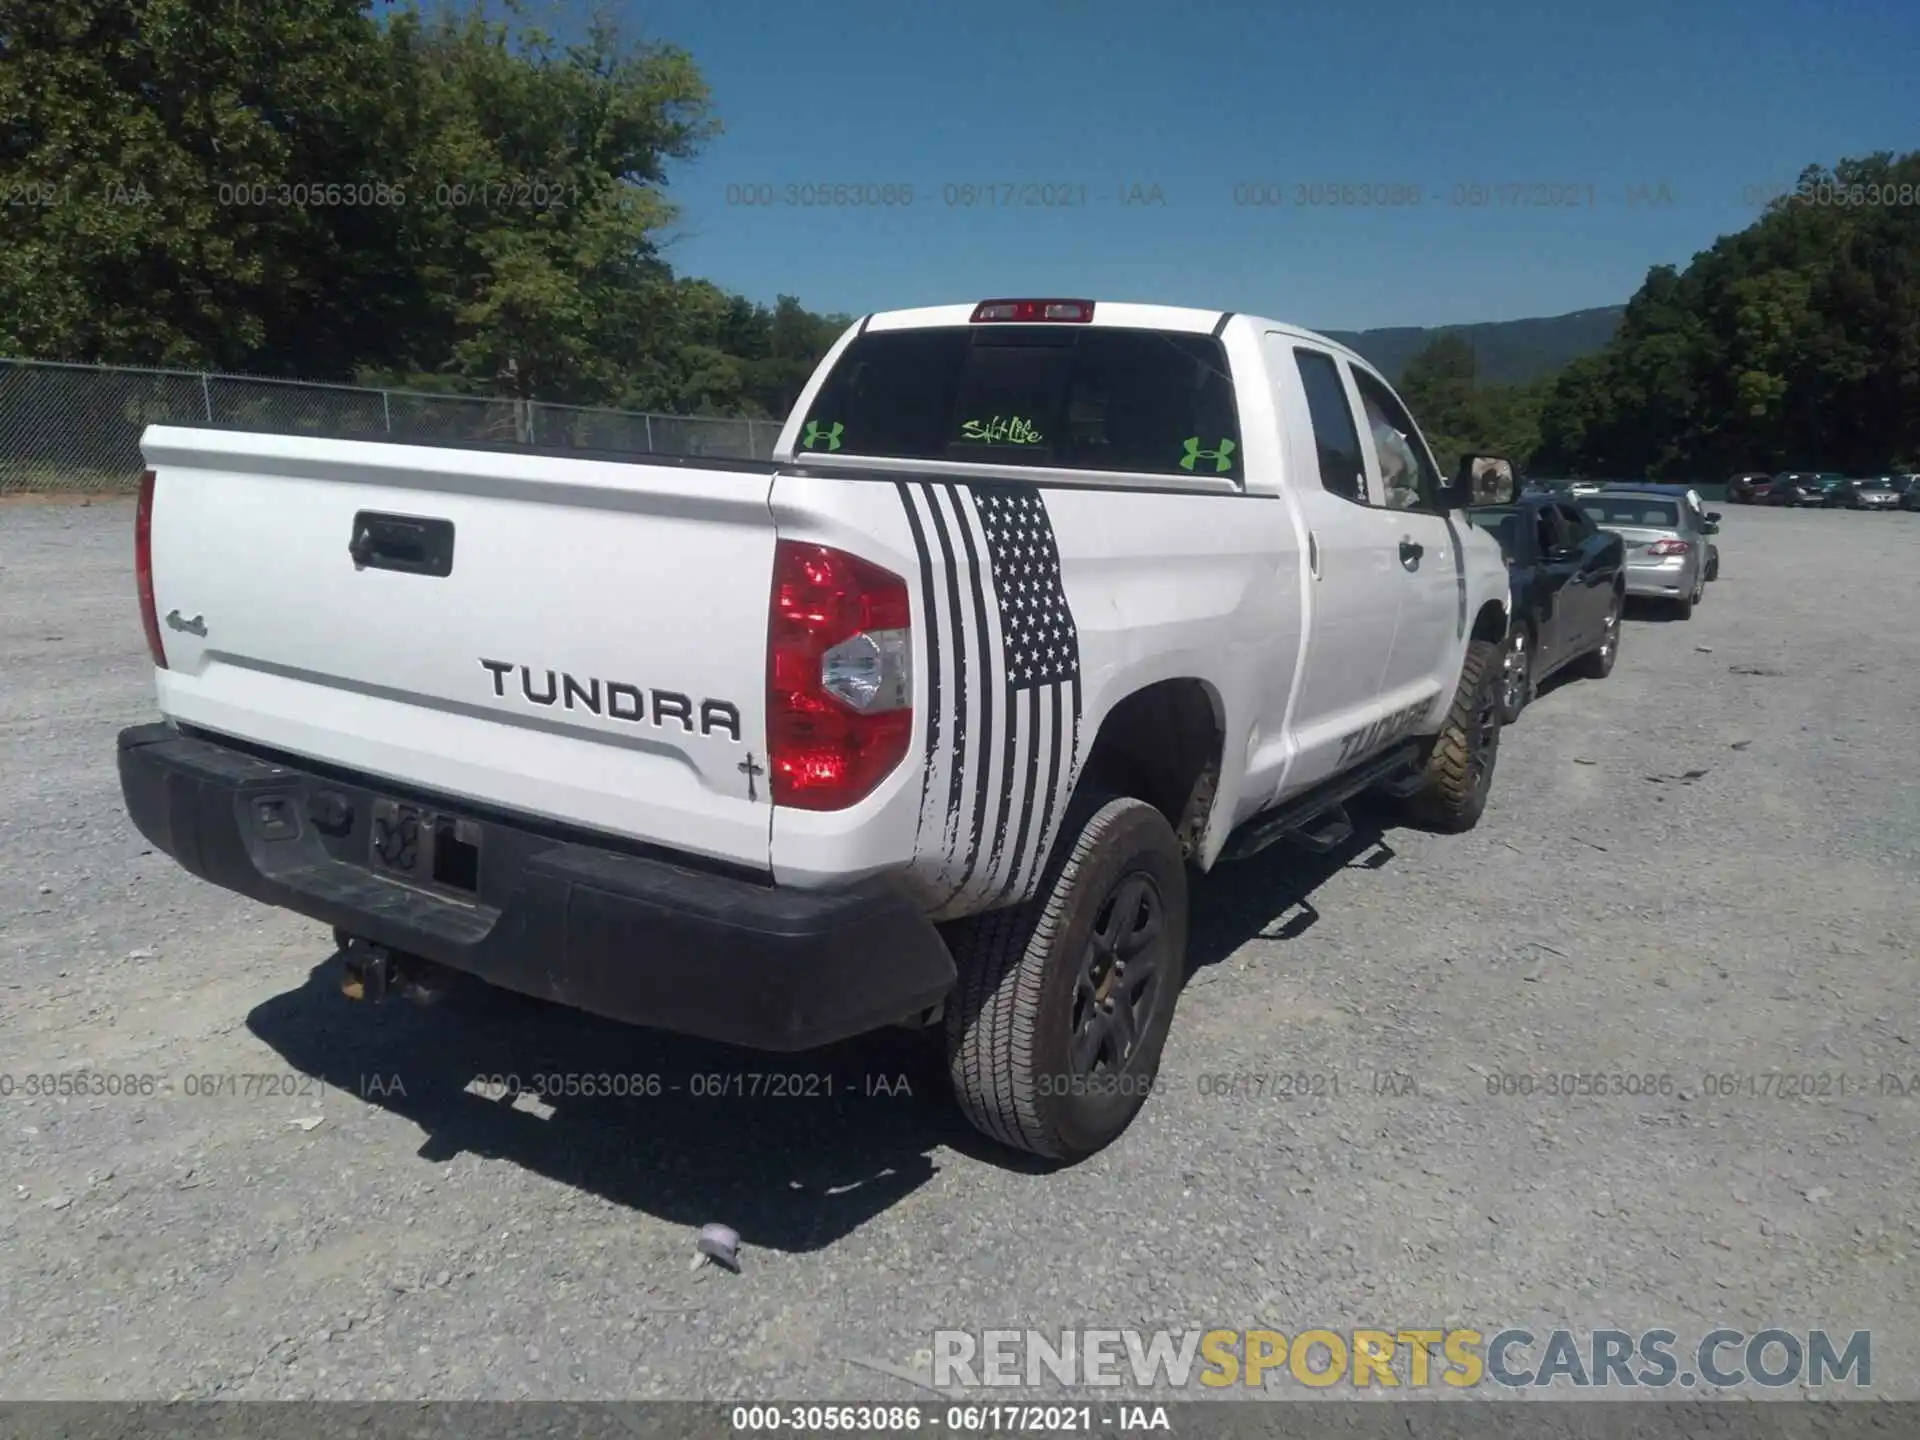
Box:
0, 1071, 395, 1101
728, 1404, 1171, 1433
461, 1070, 916, 1102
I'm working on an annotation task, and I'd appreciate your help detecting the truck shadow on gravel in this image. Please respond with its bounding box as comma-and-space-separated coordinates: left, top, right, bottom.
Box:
1186, 803, 1396, 972
1622, 598, 1692, 623
243, 817, 1394, 1251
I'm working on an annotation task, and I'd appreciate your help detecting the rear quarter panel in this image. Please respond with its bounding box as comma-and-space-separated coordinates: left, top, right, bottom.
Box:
769, 471, 1296, 915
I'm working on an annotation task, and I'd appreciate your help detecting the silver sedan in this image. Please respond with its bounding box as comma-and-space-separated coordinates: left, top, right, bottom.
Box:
1844, 477, 1904, 510
1575, 490, 1709, 619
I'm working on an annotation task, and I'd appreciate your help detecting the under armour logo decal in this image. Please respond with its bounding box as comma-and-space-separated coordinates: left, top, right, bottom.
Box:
1180, 436, 1236, 473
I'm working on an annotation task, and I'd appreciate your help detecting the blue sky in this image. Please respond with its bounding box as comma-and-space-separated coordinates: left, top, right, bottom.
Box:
514, 0, 1915, 330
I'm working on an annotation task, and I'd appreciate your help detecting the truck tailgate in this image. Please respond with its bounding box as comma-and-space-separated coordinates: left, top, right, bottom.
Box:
139, 427, 777, 871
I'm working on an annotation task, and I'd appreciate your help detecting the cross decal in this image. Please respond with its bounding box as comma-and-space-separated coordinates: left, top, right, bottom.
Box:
738, 752, 766, 802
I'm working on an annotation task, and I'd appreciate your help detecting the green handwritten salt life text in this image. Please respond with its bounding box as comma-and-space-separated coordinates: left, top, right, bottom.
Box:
960, 416, 1044, 444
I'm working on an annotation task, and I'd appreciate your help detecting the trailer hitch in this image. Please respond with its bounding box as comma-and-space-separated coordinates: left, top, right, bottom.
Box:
339, 936, 456, 1005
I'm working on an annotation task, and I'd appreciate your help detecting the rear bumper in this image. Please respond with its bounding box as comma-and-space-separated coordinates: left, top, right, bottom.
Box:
117, 724, 955, 1050
1623, 560, 1691, 597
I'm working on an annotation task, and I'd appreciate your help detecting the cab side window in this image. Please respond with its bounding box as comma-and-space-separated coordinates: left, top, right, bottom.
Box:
1556, 503, 1598, 544
1533, 507, 1564, 557
1292, 348, 1369, 504
1351, 368, 1442, 511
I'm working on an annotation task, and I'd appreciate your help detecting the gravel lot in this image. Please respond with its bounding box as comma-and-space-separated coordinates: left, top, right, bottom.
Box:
2, 497, 1916, 1403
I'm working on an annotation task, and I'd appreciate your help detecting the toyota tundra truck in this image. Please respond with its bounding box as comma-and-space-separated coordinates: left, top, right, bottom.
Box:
118, 298, 1515, 1162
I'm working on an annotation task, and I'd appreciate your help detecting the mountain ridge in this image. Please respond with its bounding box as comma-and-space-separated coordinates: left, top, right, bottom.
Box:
1319, 305, 1626, 386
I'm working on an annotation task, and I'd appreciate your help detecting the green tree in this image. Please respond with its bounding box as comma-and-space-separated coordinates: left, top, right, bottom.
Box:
0, 0, 407, 370
1474, 376, 1552, 466
368, 3, 718, 403
1533, 149, 1920, 477
653, 277, 756, 415
1400, 332, 1478, 442
0, 0, 736, 407
1401, 333, 1549, 472
746, 295, 854, 416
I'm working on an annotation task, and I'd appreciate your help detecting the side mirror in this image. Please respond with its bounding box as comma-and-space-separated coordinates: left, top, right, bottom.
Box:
1444, 453, 1517, 508
1703, 520, 1720, 534
1705, 511, 1723, 523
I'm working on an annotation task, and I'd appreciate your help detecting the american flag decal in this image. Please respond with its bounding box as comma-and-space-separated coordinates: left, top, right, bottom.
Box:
895, 480, 1084, 918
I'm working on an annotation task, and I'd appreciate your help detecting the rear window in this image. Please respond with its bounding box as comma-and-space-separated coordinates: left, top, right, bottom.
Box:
794, 326, 1243, 480
1581, 497, 1679, 527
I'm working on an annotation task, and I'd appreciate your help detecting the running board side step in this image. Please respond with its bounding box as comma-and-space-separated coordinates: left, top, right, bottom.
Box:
1377, 766, 1429, 799
1291, 804, 1353, 853
1218, 740, 1424, 863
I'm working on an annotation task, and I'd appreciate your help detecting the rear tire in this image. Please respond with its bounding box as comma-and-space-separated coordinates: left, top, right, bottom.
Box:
1404, 638, 1502, 834
1499, 625, 1533, 726
944, 794, 1189, 1162
1577, 587, 1622, 679
1671, 593, 1694, 620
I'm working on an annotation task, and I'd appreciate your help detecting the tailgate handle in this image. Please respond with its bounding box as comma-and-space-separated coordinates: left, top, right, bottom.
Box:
349, 511, 455, 578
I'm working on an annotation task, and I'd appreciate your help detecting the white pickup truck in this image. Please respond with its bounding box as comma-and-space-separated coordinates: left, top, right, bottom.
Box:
119, 298, 1515, 1161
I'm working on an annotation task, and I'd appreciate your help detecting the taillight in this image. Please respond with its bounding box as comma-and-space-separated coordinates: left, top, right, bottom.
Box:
970, 299, 1095, 323
135, 468, 168, 669
767, 541, 913, 810
1647, 539, 1691, 556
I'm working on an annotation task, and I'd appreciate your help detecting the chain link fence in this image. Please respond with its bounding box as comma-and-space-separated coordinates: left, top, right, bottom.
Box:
0, 358, 781, 493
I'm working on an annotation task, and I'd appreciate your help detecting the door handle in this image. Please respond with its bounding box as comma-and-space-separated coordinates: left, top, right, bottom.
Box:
1307, 529, 1322, 579
348, 511, 456, 577
1399, 538, 1423, 569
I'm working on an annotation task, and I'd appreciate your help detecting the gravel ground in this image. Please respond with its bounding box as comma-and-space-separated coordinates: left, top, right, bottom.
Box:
2, 497, 1917, 1403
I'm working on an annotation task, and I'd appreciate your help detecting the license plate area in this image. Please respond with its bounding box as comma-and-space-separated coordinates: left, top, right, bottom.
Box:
368, 799, 482, 894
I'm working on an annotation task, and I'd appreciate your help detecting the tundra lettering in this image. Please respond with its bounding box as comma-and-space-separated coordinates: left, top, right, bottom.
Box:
478, 658, 742, 742
1336, 698, 1433, 767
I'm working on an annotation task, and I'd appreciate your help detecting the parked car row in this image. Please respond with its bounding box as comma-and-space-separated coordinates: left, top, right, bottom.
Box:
1463, 485, 1721, 723
1519, 482, 1721, 587
1839, 476, 1916, 509
1727, 472, 1920, 509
